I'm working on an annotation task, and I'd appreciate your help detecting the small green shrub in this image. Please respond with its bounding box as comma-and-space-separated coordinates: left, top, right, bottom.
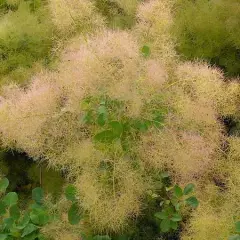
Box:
94, 0, 137, 29
154, 181, 199, 233
0, 177, 49, 240
173, 0, 240, 76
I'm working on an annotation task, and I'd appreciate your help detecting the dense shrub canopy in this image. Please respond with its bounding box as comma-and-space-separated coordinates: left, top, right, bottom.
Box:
0, 0, 240, 239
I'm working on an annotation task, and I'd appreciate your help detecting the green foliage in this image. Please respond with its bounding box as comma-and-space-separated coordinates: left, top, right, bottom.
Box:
28, 164, 64, 198
154, 181, 199, 233
229, 221, 240, 240
0, 178, 9, 192
94, 0, 137, 29
173, 0, 240, 76
0, 178, 49, 240
0, 1, 53, 82
82, 96, 166, 151
64, 185, 82, 225
141, 45, 151, 58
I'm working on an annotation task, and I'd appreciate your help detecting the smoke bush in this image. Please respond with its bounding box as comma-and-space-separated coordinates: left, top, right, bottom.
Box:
49, 0, 105, 35
0, 0, 239, 237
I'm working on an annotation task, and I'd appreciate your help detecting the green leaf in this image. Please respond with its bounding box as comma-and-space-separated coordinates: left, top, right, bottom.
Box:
38, 234, 47, 240
32, 187, 44, 204
65, 185, 77, 202
170, 213, 182, 222
16, 213, 30, 229
165, 205, 175, 215
94, 130, 116, 143
170, 220, 178, 230
115, 235, 129, 240
93, 236, 111, 240
30, 209, 50, 226
0, 201, 7, 215
8, 227, 21, 238
229, 235, 240, 240
236, 221, 240, 233
173, 185, 183, 198
3, 218, 14, 229
132, 120, 149, 132
185, 196, 199, 208
9, 204, 20, 220
82, 111, 93, 124
21, 224, 38, 237
141, 45, 151, 57
0, 234, 8, 240
109, 121, 123, 137
3, 192, 18, 207
23, 232, 40, 240
183, 183, 195, 195
68, 203, 81, 225
97, 113, 107, 126
173, 202, 181, 211
160, 219, 171, 233
154, 211, 168, 220
0, 178, 9, 192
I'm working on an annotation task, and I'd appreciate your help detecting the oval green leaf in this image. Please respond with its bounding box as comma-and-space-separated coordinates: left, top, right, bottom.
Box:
160, 219, 171, 233
0, 178, 9, 192
141, 45, 151, 57
185, 196, 199, 208
21, 224, 38, 237
97, 113, 107, 126
235, 221, 240, 233
0, 201, 7, 215
3, 217, 14, 229
109, 121, 123, 138
154, 211, 168, 220
3, 192, 18, 207
183, 183, 195, 195
30, 209, 49, 226
173, 185, 183, 198
68, 203, 81, 225
17, 213, 30, 230
0, 234, 8, 240
229, 235, 240, 240
65, 185, 77, 202
9, 204, 20, 220
170, 213, 182, 222
170, 220, 178, 230
94, 130, 116, 143
32, 187, 44, 204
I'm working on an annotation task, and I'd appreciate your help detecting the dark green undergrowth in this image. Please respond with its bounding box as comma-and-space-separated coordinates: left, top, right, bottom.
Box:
173, 0, 240, 77
94, 0, 137, 29
0, 150, 64, 200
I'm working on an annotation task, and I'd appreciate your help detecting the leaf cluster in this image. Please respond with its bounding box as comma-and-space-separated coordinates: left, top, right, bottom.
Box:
0, 178, 49, 240
153, 176, 199, 233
